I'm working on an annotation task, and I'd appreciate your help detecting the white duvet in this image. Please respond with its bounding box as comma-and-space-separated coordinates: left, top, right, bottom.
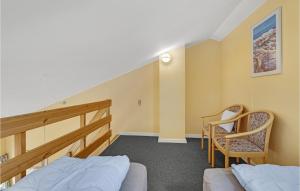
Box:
7, 155, 130, 191
232, 164, 300, 191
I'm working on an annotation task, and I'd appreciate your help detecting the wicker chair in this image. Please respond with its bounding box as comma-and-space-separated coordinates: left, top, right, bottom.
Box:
211, 111, 274, 168
200, 105, 243, 163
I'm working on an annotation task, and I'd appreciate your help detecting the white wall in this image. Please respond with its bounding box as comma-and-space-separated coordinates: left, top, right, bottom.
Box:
1, 0, 265, 117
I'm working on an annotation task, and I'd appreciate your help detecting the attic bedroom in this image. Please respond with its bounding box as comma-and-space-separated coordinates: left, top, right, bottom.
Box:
0, 0, 299, 191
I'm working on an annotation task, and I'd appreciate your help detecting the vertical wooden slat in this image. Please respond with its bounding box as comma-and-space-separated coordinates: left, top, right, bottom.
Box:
14, 132, 26, 181
67, 151, 73, 157
107, 108, 111, 145
80, 114, 86, 150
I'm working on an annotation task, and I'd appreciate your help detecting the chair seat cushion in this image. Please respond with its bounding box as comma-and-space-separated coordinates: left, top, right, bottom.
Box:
215, 137, 263, 152
203, 125, 234, 134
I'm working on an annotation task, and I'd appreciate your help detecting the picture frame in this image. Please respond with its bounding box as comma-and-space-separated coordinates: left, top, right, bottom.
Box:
251, 7, 282, 77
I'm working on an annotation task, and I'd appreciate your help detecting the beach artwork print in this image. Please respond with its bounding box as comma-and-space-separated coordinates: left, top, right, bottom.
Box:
252, 8, 281, 77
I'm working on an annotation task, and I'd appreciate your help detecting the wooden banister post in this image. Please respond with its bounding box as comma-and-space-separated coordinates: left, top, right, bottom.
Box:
14, 132, 26, 181
67, 151, 73, 157
107, 108, 111, 145
80, 114, 86, 150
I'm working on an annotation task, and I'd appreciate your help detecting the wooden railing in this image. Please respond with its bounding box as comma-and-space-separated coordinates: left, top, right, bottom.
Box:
0, 99, 112, 183
66, 108, 110, 157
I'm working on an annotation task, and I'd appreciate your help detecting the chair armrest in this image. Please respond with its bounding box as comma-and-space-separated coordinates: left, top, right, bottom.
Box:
209, 118, 237, 126
209, 112, 249, 126
224, 122, 271, 139
200, 108, 228, 119
200, 113, 221, 119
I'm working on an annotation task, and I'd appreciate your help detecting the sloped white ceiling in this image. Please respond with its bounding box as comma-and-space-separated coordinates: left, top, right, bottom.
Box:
1, 0, 265, 117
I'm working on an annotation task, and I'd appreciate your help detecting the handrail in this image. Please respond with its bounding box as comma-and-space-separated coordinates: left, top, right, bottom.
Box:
0, 99, 111, 138
75, 130, 111, 158
67, 108, 109, 156
0, 99, 112, 183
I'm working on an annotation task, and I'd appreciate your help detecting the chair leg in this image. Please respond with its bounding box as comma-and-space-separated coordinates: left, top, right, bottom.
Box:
208, 134, 211, 163
225, 155, 229, 168
201, 130, 204, 150
211, 141, 215, 168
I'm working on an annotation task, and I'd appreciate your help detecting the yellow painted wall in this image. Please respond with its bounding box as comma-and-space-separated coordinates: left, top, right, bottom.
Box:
186, 40, 221, 134
299, 0, 300, 165
159, 46, 186, 140
45, 61, 159, 140
2, 62, 160, 161
46, 61, 159, 136
2, 0, 298, 167
0, 40, 225, 159
221, 0, 299, 165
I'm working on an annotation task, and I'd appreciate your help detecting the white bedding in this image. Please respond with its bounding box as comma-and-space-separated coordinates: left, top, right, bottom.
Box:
7, 155, 130, 191
232, 164, 300, 191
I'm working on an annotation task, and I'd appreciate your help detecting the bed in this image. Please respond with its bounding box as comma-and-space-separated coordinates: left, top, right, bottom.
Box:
203, 164, 300, 191
121, 162, 147, 191
7, 156, 147, 191
203, 168, 244, 191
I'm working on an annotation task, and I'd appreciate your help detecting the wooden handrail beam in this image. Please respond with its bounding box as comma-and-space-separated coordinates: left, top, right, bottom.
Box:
75, 130, 111, 158
66, 108, 108, 156
0, 100, 111, 138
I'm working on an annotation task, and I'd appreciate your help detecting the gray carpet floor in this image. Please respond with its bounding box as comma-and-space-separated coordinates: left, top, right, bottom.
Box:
101, 136, 241, 191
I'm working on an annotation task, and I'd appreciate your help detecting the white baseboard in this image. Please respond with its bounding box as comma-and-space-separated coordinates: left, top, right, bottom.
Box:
186, 134, 208, 138
119, 132, 206, 139
185, 134, 201, 138
119, 132, 159, 137
158, 138, 187, 143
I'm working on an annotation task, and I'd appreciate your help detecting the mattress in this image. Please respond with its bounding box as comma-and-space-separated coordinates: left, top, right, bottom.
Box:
121, 163, 147, 191
7, 156, 130, 191
232, 164, 300, 191
203, 168, 244, 191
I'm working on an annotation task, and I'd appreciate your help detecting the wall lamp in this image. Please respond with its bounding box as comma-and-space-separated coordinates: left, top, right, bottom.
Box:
160, 53, 172, 64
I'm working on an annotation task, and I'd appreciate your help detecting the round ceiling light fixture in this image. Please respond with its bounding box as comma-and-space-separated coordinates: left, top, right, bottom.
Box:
160, 53, 172, 64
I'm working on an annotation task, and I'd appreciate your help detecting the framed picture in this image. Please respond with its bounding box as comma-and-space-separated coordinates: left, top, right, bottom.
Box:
251, 7, 282, 77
